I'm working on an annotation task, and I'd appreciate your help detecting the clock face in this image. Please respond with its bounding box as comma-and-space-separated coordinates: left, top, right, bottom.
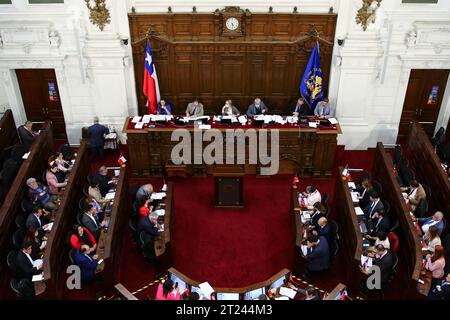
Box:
225, 17, 239, 31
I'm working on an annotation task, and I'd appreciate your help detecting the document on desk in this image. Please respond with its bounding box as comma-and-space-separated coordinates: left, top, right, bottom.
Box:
131, 116, 142, 123
142, 115, 152, 123
355, 207, 365, 216
301, 212, 311, 223
22, 152, 30, 160
151, 192, 166, 200
275, 296, 290, 300
328, 118, 338, 125
348, 182, 356, 189
199, 282, 215, 298
32, 274, 44, 282
45, 222, 54, 231
154, 209, 165, 216
33, 259, 43, 268
279, 287, 297, 299
134, 122, 144, 129
351, 192, 360, 203
105, 192, 116, 200
238, 115, 247, 124
198, 124, 211, 130
308, 122, 317, 128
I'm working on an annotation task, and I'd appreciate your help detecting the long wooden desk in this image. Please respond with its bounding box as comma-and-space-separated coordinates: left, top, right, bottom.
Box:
123, 117, 340, 178
40, 139, 90, 299
155, 182, 173, 257
168, 267, 291, 297
0, 122, 54, 280
407, 122, 450, 218
100, 166, 129, 291
334, 166, 367, 295
0, 109, 20, 168
373, 142, 430, 298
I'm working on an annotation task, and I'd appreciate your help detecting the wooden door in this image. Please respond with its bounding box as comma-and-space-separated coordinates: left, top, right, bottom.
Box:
398, 69, 449, 139
16, 69, 67, 139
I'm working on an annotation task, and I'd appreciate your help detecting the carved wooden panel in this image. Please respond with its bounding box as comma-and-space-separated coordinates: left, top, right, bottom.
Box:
129, 11, 337, 115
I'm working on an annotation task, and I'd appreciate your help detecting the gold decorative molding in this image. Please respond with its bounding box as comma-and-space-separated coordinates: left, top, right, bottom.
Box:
84, 0, 111, 31
355, 0, 382, 31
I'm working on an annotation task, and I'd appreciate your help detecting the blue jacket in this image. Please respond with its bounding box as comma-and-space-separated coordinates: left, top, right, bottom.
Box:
73, 250, 98, 281
87, 124, 109, 147
418, 217, 445, 235
246, 101, 268, 116
306, 236, 330, 272
137, 216, 159, 239
157, 103, 172, 115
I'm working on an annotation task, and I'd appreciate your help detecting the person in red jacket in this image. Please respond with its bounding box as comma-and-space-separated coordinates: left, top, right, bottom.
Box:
70, 224, 97, 253
139, 198, 153, 220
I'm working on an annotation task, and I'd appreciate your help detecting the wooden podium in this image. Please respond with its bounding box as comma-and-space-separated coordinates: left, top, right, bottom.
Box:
214, 172, 244, 208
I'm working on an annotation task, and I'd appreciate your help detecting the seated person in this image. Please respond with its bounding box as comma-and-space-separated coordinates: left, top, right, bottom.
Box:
366, 231, 390, 250
426, 245, 446, 287
93, 165, 116, 197
429, 273, 450, 300
25, 208, 51, 235
157, 99, 172, 115
313, 217, 334, 244
301, 186, 322, 210
363, 191, 383, 220
185, 98, 204, 117
88, 180, 111, 210
84, 196, 103, 221
70, 224, 97, 252
18, 120, 39, 150
370, 209, 391, 235
423, 225, 442, 253
135, 183, 153, 204
81, 204, 105, 240
401, 180, 426, 211
26, 177, 58, 210
246, 97, 268, 116
139, 198, 153, 220
414, 211, 445, 235
358, 178, 374, 209
289, 98, 309, 117
368, 244, 394, 290
45, 164, 68, 195
16, 242, 42, 281
24, 229, 46, 260
309, 202, 326, 230
137, 212, 161, 261
314, 98, 335, 119
303, 234, 330, 278
155, 278, 181, 300
54, 151, 72, 174
288, 285, 322, 300
221, 99, 240, 116
73, 245, 101, 282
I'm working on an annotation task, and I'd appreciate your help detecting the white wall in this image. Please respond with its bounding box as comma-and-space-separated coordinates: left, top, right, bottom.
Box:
1, 0, 450, 149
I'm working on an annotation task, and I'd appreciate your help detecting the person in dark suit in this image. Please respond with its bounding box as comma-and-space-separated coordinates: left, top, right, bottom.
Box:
25, 208, 50, 234
92, 165, 116, 197
16, 242, 42, 280
18, 121, 39, 150
371, 210, 391, 235
363, 191, 383, 220
81, 204, 105, 240
303, 235, 330, 278
371, 244, 395, 289
289, 285, 322, 300
309, 202, 326, 230
87, 117, 109, 162
73, 245, 100, 281
246, 98, 268, 116
314, 217, 335, 243
429, 273, 450, 300
157, 99, 172, 115
137, 212, 161, 261
358, 178, 374, 209
289, 98, 309, 116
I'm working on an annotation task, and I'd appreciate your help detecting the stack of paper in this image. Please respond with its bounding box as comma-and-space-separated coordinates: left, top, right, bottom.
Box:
308, 122, 317, 128
22, 152, 30, 160
300, 212, 311, 223
348, 182, 356, 189
105, 192, 116, 200
351, 192, 360, 203
198, 124, 211, 130
198, 282, 215, 298
44, 222, 54, 231
355, 207, 365, 216
154, 209, 165, 216
33, 259, 43, 268
134, 122, 144, 129
275, 296, 289, 300
151, 192, 166, 200
328, 118, 338, 125
131, 116, 142, 123
279, 287, 297, 299
142, 115, 152, 123
238, 115, 247, 124
32, 274, 44, 282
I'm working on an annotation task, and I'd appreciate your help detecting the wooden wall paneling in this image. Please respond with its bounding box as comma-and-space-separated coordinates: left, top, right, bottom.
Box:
0, 110, 20, 168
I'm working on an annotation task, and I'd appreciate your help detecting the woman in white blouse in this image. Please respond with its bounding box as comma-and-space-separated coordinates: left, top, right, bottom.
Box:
423, 225, 441, 253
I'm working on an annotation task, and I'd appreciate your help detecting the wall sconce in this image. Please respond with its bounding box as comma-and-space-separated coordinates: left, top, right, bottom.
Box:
84, 0, 111, 31
355, 0, 383, 31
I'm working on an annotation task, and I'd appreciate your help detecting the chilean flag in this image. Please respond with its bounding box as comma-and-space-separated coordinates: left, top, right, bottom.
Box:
143, 40, 160, 114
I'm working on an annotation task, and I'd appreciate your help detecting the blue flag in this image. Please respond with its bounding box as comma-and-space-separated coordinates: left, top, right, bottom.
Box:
300, 42, 324, 112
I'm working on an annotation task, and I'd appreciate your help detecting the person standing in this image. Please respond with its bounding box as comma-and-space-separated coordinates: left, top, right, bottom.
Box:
87, 117, 109, 162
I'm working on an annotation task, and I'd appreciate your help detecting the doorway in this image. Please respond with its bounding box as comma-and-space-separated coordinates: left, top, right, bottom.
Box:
15, 69, 67, 140
398, 69, 449, 139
